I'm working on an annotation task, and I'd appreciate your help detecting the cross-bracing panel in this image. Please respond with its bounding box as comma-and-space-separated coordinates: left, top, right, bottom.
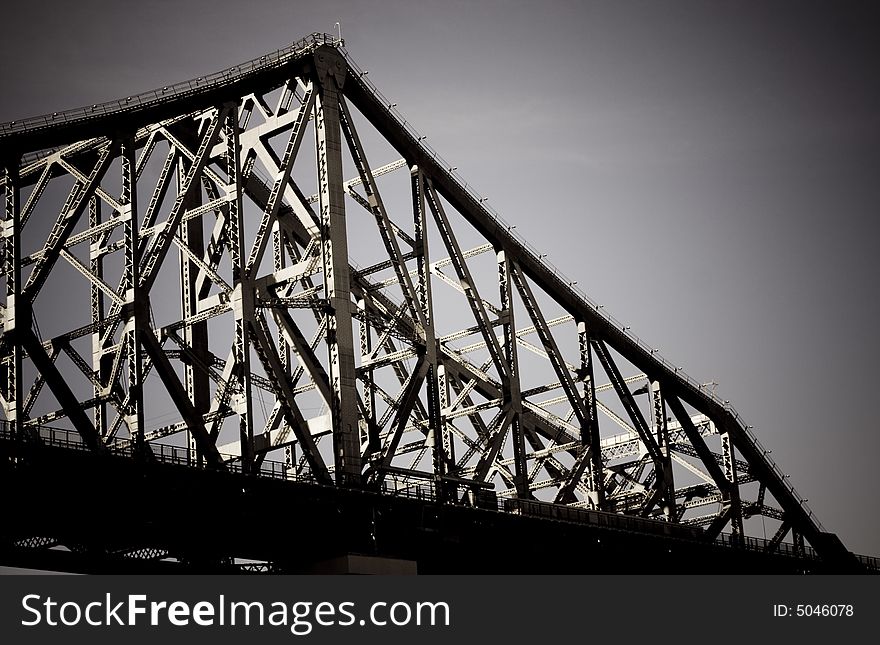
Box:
0, 33, 858, 566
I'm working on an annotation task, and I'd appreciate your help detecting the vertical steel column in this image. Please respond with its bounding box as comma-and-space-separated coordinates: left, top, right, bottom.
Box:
2, 161, 22, 440
271, 221, 293, 471
721, 430, 745, 540
358, 296, 380, 457
578, 321, 605, 508
792, 529, 805, 557
314, 47, 362, 486
272, 222, 290, 373
121, 137, 145, 449
497, 249, 528, 497
224, 106, 255, 473
412, 166, 446, 493
88, 196, 108, 437
178, 129, 210, 465
650, 381, 676, 520
437, 363, 454, 467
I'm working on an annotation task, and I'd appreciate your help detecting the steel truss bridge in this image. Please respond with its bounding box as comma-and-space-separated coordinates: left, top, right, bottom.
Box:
0, 33, 874, 573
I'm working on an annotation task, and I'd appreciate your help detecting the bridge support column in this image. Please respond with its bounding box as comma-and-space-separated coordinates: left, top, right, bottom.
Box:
412, 166, 448, 497
314, 47, 362, 486
121, 137, 146, 450
578, 322, 605, 509
721, 431, 744, 541
88, 196, 109, 438
224, 107, 255, 474
497, 249, 528, 498
178, 125, 211, 466
2, 160, 22, 441
651, 381, 677, 521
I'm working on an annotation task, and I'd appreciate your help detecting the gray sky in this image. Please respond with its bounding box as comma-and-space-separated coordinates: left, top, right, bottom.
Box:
1, 0, 878, 558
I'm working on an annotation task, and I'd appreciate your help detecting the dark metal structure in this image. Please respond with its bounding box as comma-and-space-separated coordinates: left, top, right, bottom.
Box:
0, 34, 872, 572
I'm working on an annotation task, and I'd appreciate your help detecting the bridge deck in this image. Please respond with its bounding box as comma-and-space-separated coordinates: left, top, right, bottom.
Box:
2, 428, 872, 574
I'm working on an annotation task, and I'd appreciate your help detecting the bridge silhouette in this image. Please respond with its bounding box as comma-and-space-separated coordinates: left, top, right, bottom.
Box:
0, 33, 874, 573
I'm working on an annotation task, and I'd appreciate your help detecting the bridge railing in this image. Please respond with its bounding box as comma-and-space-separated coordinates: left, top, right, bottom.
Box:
856, 553, 880, 572
0, 420, 314, 483
715, 531, 819, 561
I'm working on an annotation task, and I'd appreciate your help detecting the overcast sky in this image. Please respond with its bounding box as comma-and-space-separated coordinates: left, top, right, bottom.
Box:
1, 0, 878, 558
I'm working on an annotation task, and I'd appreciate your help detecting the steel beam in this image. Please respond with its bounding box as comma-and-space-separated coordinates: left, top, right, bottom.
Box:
591, 339, 662, 465
424, 180, 508, 379
314, 48, 362, 486
498, 251, 528, 497
177, 125, 211, 464
23, 142, 117, 304
2, 162, 23, 440
650, 381, 676, 521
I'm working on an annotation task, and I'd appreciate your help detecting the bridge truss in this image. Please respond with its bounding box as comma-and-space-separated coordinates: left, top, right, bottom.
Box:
0, 33, 860, 570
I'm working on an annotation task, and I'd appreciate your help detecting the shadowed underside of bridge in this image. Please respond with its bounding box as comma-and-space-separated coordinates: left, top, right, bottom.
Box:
0, 437, 856, 574
0, 34, 870, 573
